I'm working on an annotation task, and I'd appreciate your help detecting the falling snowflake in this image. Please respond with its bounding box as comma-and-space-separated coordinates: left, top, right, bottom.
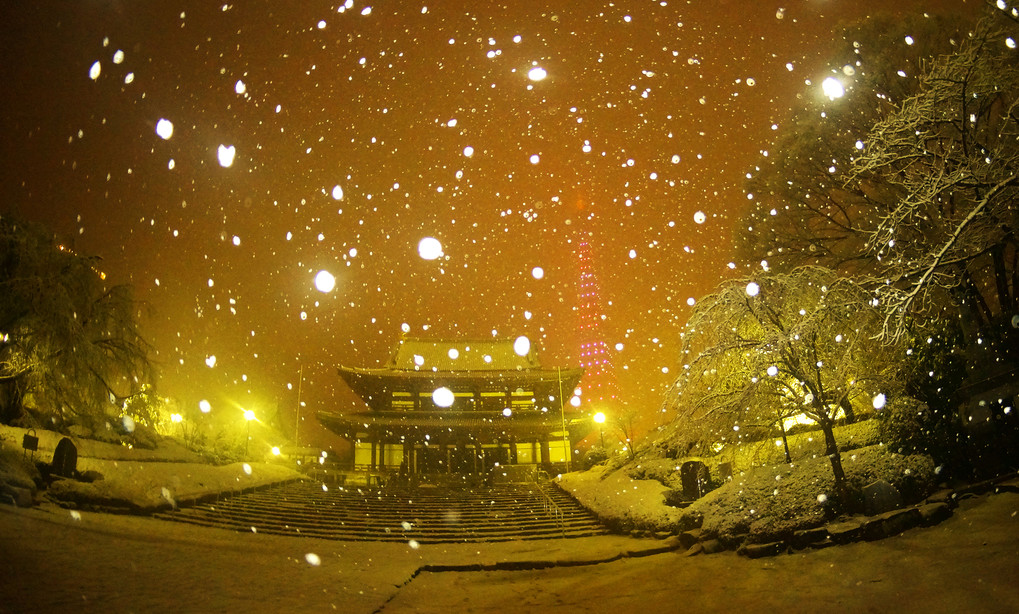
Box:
417, 237, 443, 260
513, 335, 530, 356
217, 144, 236, 167
155, 119, 174, 140
432, 387, 454, 407
314, 270, 336, 293
527, 66, 547, 81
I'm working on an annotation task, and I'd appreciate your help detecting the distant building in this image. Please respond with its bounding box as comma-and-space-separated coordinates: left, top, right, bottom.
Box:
317, 338, 587, 476
575, 238, 622, 410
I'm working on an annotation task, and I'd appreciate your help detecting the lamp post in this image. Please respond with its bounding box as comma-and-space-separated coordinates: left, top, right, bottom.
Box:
593, 411, 606, 449
170, 412, 183, 440
243, 409, 256, 456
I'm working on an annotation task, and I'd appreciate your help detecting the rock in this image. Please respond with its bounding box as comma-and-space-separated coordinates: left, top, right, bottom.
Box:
700, 539, 725, 554
719, 533, 748, 550
955, 478, 996, 497
863, 508, 921, 540
863, 479, 903, 515
677, 508, 704, 531
994, 478, 1019, 494
0, 484, 34, 507
790, 527, 828, 549
924, 488, 955, 506
628, 540, 680, 558
682, 543, 704, 557
79, 470, 104, 483
663, 488, 688, 508
652, 530, 673, 540
883, 508, 920, 536
51, 437, 78, 479
918, 502, 952, 526
738, 541, 786, 559
807, 538, 835, 550
679, 528, 704, 549
826, 518, 863, 544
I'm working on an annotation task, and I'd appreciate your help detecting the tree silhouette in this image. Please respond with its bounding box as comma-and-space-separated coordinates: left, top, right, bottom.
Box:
738, 12, 965, 276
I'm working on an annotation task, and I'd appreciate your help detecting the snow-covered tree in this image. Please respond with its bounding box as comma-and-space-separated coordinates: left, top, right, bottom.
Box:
0, 217, 152, 427
739, 13, 966, 275
665, 267, 903, 500
852, 12, 1019, 349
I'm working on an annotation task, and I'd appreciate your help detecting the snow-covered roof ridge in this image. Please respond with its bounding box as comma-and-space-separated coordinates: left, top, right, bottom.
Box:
388, 337, 541, 371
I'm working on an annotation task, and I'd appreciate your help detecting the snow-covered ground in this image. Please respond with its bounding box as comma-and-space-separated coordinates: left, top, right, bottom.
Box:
0, 424, 302, 512
2, 489, 1016, 613
558, 464, 684, 531
48, 459, 302, 512
560, 444, 936, 542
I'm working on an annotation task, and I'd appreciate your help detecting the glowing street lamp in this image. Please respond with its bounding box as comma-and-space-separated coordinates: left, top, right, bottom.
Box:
170, 412, 184, 439
821, 77, 845, 101
593, 411, 606, 448
243, 409, 256, 456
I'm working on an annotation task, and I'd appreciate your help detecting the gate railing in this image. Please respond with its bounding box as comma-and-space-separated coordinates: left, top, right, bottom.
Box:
534, 475, 565, 536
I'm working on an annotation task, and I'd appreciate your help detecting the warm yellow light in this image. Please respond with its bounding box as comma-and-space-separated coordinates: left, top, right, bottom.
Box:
243, 409, 256, 421
593, 411, 606, 424
822, 77, 845, 100
170, 413, 183, 423
781, 412, 816, 431
271, 446, 281, 456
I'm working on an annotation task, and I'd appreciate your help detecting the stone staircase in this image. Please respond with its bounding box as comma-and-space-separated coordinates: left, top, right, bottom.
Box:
153, 480, 610, 543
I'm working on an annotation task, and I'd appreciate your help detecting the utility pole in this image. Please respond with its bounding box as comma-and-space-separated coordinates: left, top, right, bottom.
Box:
557, 366, 571, 473
294, 364, 304, 444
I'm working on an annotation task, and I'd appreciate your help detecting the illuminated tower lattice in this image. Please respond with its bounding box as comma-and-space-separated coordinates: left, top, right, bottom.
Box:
575, 239, 622, 411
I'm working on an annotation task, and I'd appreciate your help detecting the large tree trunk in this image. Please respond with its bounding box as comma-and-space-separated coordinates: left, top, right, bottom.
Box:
839, 397, 857, 424
991, 244, 1014, 317
0, 377, 25, 425
821, 422, 848, 505
959, 268, 993, 330
777, 419, 792, 464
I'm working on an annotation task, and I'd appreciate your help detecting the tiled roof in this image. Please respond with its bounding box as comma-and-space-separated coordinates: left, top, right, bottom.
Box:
388, 338, 540, 371
317, 409, 594, 442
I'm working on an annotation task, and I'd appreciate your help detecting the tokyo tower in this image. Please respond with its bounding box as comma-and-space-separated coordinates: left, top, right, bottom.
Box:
575, 237, 622, 412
